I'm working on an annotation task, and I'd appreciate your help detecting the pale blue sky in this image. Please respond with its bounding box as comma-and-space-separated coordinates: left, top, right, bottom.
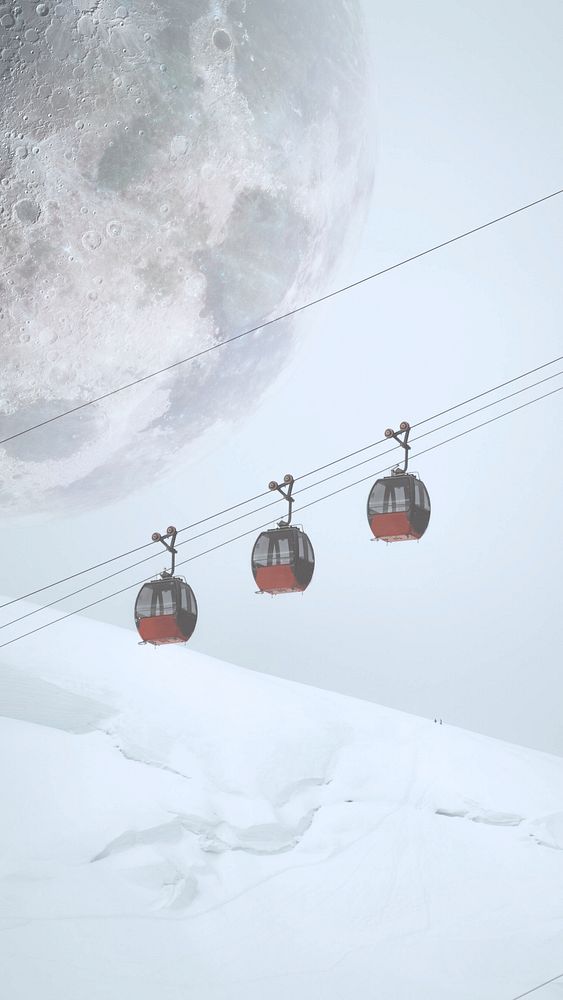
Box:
2, 0, 562, 753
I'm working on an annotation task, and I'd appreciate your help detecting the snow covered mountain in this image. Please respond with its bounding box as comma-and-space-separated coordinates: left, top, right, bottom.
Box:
1, 606, 562, 999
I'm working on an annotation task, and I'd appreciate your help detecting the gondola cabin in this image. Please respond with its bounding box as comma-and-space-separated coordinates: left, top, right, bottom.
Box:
367, 473, 430, 543
251, 526, 315, 595
134, 577, 198, 645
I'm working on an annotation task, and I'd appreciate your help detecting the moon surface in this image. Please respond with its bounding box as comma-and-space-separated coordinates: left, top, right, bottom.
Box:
0, 0, 374, 514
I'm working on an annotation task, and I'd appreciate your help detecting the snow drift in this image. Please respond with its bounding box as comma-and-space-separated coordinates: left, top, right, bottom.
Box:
1, 605, 562, 999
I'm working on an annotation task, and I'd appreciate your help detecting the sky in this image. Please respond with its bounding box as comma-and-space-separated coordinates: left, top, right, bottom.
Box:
1, 0, 563, 754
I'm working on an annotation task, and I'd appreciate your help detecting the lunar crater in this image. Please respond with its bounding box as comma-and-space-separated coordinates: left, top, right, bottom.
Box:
212, 28, 232, 51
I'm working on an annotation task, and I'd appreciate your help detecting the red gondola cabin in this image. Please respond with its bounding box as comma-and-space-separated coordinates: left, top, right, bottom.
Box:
367, 473, 431, 543
251, 526, 314, 595
134, 577, 198, 645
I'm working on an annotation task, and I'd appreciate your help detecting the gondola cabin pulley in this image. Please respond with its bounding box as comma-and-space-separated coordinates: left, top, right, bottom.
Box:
251, 475, 315, 595
134, 527, 198, 645
367, 423, 431, 543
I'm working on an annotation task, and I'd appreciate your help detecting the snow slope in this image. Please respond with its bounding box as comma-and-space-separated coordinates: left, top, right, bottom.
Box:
1, 605, 562, 999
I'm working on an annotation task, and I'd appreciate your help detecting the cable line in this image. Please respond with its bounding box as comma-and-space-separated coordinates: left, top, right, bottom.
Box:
0, 484, 272, 611
510, 970, 563, 999
297, 353, 563, 481
294, 368, 563, 493
3, 367, 562, 632
1, 353, 561, 613
288, 384, 563, 516
1, 187, 561, 451
1, 382, 560, 650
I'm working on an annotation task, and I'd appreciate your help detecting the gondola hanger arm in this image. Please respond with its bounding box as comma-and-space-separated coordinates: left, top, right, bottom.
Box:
384, 422, 411, 474
151, 526, 178, 577
268, 474, 295, 527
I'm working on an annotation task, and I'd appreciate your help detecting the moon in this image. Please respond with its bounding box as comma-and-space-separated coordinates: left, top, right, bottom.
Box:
0, 0, 374, 514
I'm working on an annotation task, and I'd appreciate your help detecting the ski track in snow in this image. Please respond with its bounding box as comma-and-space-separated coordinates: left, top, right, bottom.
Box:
1, 601, 563, 999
